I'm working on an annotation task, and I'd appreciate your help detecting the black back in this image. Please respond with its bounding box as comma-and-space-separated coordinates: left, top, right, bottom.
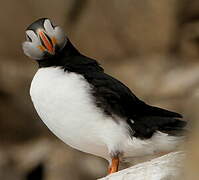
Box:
38, 40, 186, 139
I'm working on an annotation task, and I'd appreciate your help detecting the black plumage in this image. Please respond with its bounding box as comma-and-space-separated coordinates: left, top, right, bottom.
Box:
38, 40, 186, 139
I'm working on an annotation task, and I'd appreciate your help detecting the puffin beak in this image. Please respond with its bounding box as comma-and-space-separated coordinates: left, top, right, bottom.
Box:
38, 30, 55, 54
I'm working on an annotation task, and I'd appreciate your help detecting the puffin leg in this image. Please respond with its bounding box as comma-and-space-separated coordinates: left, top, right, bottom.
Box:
108, 156, 119, 174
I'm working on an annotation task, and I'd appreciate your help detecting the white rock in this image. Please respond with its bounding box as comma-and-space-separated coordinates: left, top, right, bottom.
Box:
99, 151, 185, 180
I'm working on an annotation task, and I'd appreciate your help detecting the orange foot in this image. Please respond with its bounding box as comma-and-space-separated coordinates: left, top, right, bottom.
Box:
108, 157, 119, 174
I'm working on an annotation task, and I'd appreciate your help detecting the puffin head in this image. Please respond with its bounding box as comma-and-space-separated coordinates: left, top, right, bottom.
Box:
22, 18, 67, 60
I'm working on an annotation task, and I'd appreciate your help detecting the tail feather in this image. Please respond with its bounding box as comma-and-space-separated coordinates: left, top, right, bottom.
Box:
131, 116, 187, 139
141, 104, 183, 118
159, 119, 187, 136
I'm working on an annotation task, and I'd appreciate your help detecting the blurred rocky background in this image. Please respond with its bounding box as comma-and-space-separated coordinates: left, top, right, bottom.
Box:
0, 0, 199, 179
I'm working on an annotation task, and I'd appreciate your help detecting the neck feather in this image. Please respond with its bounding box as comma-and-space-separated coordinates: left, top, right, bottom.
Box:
37, 40, 104, 74
38, 40, 80, 68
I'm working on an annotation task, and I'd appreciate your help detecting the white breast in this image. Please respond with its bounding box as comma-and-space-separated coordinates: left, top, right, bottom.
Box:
30, 67, 130, 159
30, 67, 182, 161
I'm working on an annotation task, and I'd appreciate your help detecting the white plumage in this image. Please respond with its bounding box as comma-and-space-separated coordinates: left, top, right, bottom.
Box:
30, 67, 182, 162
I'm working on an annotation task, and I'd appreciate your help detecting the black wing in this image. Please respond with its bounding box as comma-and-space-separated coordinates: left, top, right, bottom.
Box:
64, 55, 186, 139
87, 71, 186, 139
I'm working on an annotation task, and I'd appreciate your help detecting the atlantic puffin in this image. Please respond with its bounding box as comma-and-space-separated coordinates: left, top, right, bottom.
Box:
22, 18, 186, 174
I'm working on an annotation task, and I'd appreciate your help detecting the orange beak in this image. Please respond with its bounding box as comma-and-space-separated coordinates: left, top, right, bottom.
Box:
38, 31, 55, 54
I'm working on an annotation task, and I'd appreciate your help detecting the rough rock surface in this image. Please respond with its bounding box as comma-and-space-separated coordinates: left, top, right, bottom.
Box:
99, 152, 185, 180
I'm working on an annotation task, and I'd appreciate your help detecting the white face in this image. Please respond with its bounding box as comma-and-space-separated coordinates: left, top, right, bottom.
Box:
22, 19, 67, 60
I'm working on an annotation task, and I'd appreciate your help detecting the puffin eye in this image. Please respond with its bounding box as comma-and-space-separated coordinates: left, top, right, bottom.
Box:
26, 34, 32, 42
